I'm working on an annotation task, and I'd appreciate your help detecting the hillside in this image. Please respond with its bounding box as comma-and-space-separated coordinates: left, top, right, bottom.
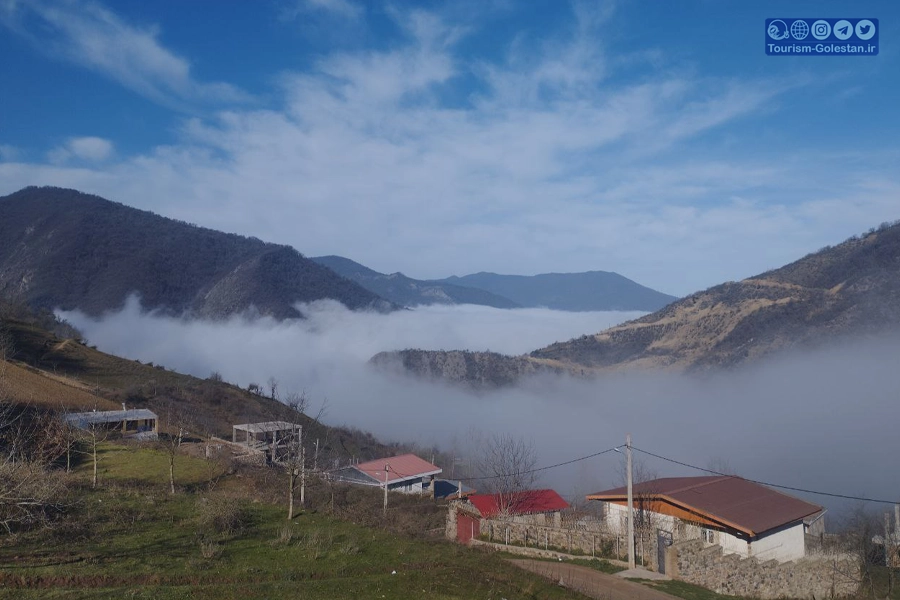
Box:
374, 221, 900, 386
436, 271, 676, 312
312, 255, 520, 308
0, 304, 391, 461
0, 187, 392, 319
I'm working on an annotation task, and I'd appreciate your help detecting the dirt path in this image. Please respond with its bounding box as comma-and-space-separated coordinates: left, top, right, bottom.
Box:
508, 559, 678, 600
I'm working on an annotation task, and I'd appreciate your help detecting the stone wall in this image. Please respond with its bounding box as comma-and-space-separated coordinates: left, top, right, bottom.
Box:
673, 539, 859, 599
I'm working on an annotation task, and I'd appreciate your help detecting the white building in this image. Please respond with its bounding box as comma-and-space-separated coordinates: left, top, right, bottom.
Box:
588, 476, 823, 564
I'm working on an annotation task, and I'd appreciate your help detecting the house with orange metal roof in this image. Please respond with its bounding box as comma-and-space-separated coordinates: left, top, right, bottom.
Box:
587, 476, 823, 563
328, 453, 442, 494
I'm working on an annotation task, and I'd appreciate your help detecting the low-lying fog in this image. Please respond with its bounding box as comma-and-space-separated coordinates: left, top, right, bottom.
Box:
61, 298, 900, 516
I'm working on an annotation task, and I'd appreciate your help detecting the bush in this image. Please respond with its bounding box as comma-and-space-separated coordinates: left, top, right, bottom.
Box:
196, 495, 252, 537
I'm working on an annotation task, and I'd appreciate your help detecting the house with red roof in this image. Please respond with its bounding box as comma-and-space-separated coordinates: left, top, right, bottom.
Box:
587, 476, 824, 564
450, 489, 569, 544
328, 453, 442, 494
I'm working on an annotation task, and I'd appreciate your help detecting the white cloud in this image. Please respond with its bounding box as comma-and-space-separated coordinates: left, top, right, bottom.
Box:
48, 136, 115, 164
1, 6, 898, 296
292, 0, 363, 20
0, 144, 19, 161
60, 300, 900, 512
0, 0, 249, 107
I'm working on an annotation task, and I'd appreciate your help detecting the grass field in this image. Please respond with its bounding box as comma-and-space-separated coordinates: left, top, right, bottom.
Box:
0, 442, 590, 600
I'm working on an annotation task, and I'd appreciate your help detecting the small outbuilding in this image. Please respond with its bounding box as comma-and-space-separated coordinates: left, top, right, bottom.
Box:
64, 408, 158, 440
232, 421, 299, 449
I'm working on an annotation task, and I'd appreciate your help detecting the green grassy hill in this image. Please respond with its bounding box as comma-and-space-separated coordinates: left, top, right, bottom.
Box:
0, 442, 588, 600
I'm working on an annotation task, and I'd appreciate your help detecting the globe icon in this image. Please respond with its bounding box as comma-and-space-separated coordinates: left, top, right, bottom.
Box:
790, 20, 809, 40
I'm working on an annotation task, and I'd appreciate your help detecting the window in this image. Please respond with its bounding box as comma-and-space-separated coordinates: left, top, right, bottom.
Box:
701, 528, 716, 544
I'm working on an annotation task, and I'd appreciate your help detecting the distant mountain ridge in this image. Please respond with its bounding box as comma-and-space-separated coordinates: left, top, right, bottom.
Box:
0, 187, 393, 319
435, 271, 676, 312
373, 220, 900, 387
313, 255, 676, 312
311, 256, 520, 309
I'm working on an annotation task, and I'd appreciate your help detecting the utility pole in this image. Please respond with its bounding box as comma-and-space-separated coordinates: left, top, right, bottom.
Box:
626, 433, 635, 570
383, 464, 390, 516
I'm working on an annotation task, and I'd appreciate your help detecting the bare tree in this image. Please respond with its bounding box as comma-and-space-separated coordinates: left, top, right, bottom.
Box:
834, 504, 883, 598
474, 432, 538, 515
157, 400, 192, 495
267, 376, 279, 401
0, 401, 68, 533
282, 390, 328, 519
0, 327, 14, 362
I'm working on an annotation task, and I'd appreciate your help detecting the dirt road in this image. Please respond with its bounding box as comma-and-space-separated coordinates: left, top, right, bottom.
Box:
508, 559, 679, 600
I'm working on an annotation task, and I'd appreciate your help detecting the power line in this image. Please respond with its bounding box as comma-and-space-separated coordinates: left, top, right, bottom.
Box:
632, 446, 899, 506
457, 447, 618, 483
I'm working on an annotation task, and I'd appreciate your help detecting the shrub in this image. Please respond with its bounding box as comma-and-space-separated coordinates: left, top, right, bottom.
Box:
196, 495, 252, 537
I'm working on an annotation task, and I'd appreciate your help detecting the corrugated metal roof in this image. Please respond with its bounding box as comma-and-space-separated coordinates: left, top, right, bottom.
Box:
587, 476, 822, 536
468, 489, 569, 518
355, 454, 442, 484
64, 409, 158, 425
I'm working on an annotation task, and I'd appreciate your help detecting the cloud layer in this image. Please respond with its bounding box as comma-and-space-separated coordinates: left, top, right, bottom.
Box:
61, 301, 900, 515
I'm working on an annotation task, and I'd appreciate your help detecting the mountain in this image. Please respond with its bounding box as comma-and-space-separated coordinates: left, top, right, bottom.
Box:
311, 255, 520, 309
435, 271, 676, 312
373, 221, 900, 386
0, 187, 392, 319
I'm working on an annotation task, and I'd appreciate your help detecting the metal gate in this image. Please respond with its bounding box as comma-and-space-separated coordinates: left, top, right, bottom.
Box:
657, 530, 673, 574
457, 513, 480, 544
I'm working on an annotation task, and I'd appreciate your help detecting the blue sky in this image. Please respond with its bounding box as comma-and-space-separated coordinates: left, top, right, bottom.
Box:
1, 0, 898, 296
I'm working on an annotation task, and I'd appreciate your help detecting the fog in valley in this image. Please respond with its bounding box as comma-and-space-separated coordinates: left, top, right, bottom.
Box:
61, 299, 900, 517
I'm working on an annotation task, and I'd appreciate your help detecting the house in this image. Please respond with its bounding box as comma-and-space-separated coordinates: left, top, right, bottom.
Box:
587, 476, 823, 563
64, 408, 158, 440
328, 453, 442, 494
450, 489, 569, 544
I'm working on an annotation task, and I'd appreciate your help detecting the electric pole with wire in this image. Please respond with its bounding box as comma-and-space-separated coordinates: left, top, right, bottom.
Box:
626, 433, 635, 570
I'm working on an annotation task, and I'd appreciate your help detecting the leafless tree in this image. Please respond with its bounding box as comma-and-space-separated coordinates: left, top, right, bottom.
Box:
157, 399, 192, 495
473, 432, 538, 515
832, 504, 884, 598
0, 401, 68, 533
267, 376, 279, 401
0, 327, 14, 362
282, 390, 328, 520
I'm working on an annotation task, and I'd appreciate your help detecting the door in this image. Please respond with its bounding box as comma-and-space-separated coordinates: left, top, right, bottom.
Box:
657, 530, 673, 574
457, 513, 480, 544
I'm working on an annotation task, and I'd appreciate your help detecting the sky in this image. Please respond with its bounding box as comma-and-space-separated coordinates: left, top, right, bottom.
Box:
2, 0, 899, 296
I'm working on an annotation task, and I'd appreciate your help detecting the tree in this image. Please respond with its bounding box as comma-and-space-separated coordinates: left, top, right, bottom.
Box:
0, 401, 68, 533
0, 327, 14, 362
282, 391, 327, 520
473, 432, 538, 515
157, 399, 192, 495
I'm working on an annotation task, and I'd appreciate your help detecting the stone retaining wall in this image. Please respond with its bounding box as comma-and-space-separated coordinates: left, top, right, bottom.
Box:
673, 539, 859, 599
